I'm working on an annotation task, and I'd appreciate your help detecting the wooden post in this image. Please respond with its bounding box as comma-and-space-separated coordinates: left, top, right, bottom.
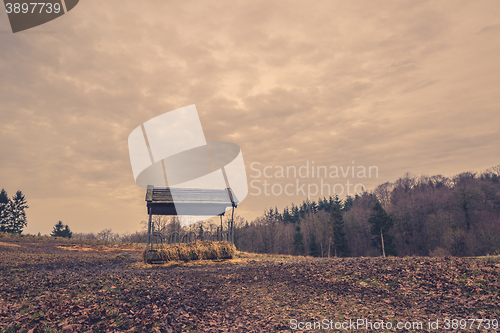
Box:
381, 228, 386, 257
147, 210, 152, 251
231, 207, 234, 244
220, 215, 223, 242
151, 215, 155, 250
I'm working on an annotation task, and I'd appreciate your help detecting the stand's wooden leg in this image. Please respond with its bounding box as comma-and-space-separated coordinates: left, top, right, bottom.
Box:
220, 215, 223, 242
147, 211, 152, 251
231, 207, 235, 244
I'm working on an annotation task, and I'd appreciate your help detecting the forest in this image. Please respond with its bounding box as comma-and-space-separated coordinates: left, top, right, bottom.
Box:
234, 166, 500, 258
64, 166, 500, 258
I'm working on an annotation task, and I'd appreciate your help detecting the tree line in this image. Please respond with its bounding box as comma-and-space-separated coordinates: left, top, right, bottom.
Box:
233, 166, 500, 257
6, 164, 499, 258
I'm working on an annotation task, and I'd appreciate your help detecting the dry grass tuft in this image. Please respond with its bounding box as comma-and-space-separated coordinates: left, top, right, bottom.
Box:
0, 241, 21, 248
143, 241, 236, 263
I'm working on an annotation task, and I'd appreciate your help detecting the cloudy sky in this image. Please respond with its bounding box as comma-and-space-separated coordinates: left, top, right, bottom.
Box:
0, 0, 499, 235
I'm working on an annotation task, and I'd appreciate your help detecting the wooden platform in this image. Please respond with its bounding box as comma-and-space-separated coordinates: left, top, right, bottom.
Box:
145, 186, 238, 216
145, 186, 238, 250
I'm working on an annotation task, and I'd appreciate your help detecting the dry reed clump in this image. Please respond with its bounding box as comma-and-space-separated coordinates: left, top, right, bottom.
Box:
143, 241, 236, 263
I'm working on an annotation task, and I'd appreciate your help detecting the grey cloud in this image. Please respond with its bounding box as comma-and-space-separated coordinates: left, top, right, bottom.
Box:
0, 0, 499, 234
477, 24, 500, 34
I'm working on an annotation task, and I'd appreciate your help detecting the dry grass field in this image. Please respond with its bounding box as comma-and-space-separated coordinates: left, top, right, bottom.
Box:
143, 241, 236, 263
1, 234, 500, 332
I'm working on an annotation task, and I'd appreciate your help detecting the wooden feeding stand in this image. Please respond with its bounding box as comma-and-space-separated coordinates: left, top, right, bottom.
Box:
145, 185, 238, 251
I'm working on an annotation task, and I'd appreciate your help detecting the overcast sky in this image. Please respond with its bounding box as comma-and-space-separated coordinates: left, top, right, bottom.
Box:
0, 0, 499, 235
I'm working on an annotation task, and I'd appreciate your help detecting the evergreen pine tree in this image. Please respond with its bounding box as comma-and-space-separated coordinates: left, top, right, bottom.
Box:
51, 221, 73, 238
0, 189, 9, 233
310, 201, 318, 213
299, 202, 307, 219
293, 225, 305, 255
368, 199, 397, 257
318, 197, 329, 212
343, 195, 354, 212
63, 225, 73, 239
308, 233, 320, 257
291, 204, 300, 223
3, 191, 28, 234
330, 195, 350, 257
51, 221, 64, 237
274, 206, 280, 222
282, 206, 292, 224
